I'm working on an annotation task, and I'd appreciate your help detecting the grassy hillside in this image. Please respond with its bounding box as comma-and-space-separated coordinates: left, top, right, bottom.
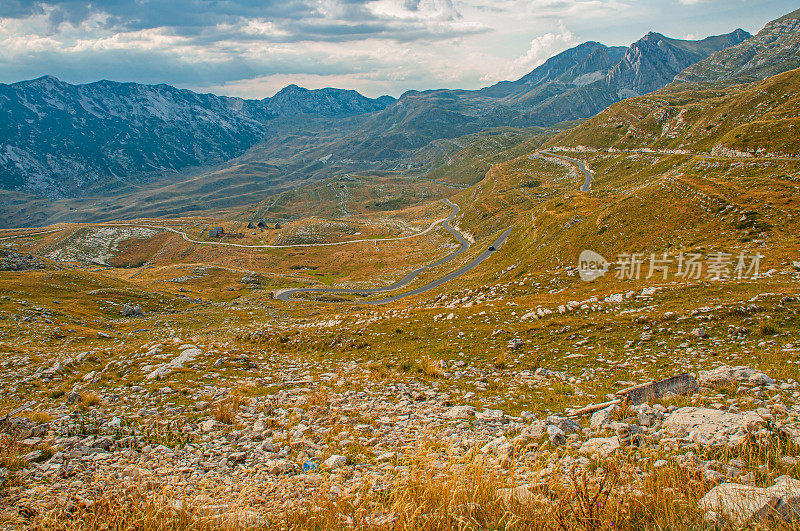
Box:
549, 68, 800, 157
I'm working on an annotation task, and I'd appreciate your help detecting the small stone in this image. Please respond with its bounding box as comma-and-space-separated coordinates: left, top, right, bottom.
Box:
547, 425, 566, 446
66, 391, 81, 405
323, 455, 347, 469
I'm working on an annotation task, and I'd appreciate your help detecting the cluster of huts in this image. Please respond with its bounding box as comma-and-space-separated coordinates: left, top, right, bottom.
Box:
209, 220, 282, 239
246, 220, 282, 230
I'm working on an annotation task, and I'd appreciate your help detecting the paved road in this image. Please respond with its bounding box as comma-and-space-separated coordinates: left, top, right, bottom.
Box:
367, 226, 512, 305
543, 151, 593, 191
275, 200, 512, 305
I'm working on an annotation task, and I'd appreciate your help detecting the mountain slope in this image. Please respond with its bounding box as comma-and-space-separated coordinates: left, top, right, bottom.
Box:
548, 66, 800, 158
264, 84, 395, 117
0, 23, 757, 227
481, 41, 627, 99
675, 8, 800, 85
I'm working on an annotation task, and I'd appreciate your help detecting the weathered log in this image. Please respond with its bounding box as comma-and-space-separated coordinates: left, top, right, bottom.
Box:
615, 373, 698, 405
567, 399, 621, 417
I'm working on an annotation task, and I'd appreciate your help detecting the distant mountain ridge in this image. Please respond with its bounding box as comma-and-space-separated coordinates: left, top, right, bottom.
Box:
0, 76, 394, 197
304, 28, 751, 164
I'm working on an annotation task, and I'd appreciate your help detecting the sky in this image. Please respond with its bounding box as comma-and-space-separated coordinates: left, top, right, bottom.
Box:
0, 0, 796, 99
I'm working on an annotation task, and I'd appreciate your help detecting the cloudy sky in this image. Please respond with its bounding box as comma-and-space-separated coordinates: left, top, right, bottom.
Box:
0, 0, 796, 98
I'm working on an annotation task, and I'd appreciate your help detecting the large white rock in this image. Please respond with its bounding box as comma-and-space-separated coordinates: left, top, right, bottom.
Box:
699, 476, 800, 526
480, 436, 511, 455
476, 409, 504, 421
699, 365, 758, 388
664, 407, 764, 445
590, 405, 617, 430
323, 455, 347, 469
547, 425, 566, 445
146, 348, 201, 380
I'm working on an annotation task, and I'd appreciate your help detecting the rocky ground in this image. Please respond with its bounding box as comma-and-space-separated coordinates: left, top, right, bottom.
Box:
2, 327, 800, 529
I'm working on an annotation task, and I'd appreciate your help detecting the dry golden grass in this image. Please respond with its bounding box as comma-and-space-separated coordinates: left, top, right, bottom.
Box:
18, 450, 738, 531
81, 393, 102, 407
213, 395, 244, 425
24, 410, 53, 424
418, 358, 444, 379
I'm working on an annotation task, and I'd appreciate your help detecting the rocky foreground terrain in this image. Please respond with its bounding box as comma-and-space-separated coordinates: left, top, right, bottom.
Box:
1, 284, 799, 530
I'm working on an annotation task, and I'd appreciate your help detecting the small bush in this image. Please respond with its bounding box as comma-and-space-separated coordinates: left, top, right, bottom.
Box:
760, 322, 778, 336
48, 389, 65, 400
82, 393, 101, 407
213, 395, 243, 425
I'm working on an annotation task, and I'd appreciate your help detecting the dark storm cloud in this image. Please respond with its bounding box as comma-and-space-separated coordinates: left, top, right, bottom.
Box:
0, 0, 476, 42
0, 1, 320, 30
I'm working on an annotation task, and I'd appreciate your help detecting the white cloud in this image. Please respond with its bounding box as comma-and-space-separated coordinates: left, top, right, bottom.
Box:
480, 23, 578, 83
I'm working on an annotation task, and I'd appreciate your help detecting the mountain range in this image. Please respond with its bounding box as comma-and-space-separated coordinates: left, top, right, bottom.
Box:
2, 11, 791, 228
0, 78, 393, 198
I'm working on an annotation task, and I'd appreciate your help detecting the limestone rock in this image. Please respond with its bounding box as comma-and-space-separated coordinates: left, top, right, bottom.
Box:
323, 455, 347, 469
445, 405, 476, 419
579, 437, 621, 458
547, 415, 581, 434
699, 365, 761, 389
699, 476, 800, 526
664, 407, 760, 446
590, 405, 617, 430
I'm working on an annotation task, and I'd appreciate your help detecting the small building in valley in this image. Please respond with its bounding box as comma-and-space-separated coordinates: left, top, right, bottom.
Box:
209, 227, 224, 238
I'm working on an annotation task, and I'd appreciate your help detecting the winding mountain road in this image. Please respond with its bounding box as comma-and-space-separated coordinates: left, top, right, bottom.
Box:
542, 151, 593, 191
275, 199, 512, 305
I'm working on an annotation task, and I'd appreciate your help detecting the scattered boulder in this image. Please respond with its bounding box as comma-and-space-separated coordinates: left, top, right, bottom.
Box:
66, 391, 81, 405
476, 409, 504, 421
590, 404, 617, 430
481, 436, 511, 455
699, 476, 800, 526
323, 455, 347, 469
265, 459, 298, 475
547, 425, 566, 446
699, 365, 769, 389
547, 415, 581, 435
121, 304, 144, 317
664, 407, 764, 446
